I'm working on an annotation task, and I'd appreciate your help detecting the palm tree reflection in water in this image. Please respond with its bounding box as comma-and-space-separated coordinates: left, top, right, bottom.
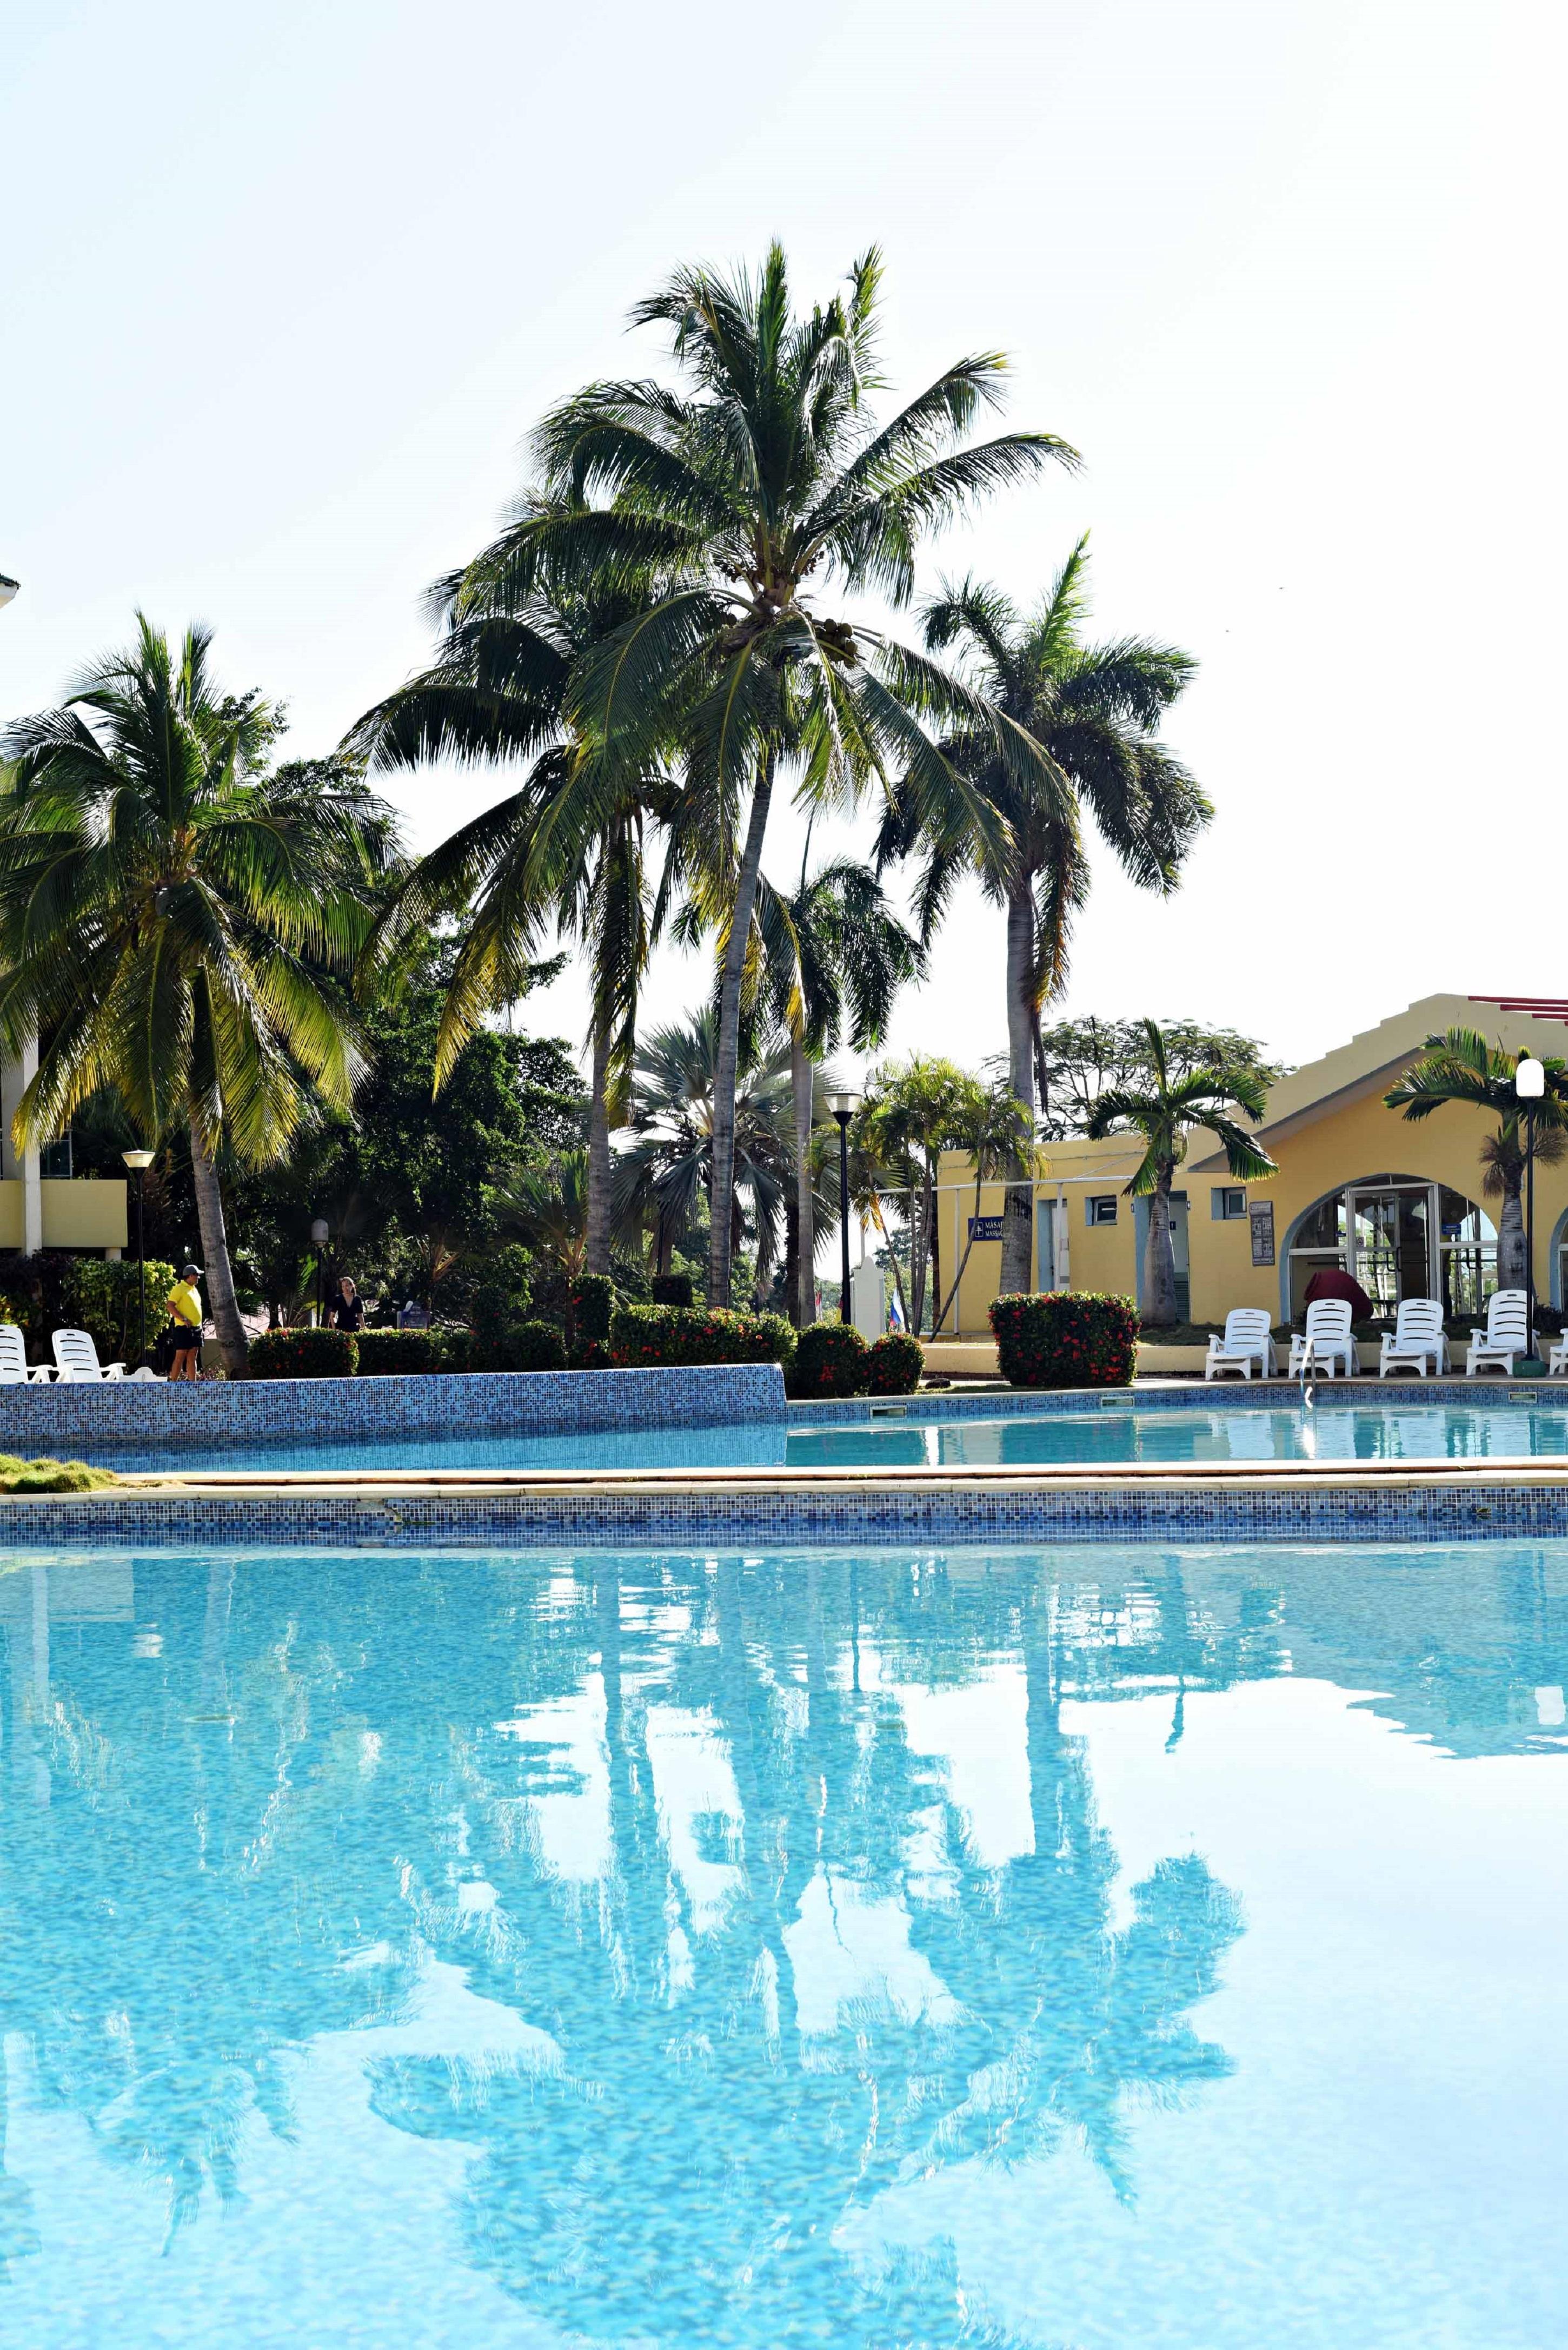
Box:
0, 1547, 1272, 2340
365, 1554, 1248, 2345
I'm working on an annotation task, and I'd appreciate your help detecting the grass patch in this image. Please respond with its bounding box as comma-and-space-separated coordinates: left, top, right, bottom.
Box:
0, 1453, 118, 1495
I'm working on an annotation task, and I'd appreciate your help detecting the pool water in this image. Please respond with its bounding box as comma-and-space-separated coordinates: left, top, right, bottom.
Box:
72, 1396, 1568, 1475
1, 1537, 1564, 2347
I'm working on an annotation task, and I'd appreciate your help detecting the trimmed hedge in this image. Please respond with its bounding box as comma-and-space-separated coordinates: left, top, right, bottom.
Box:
866, 1331, 924, 1395
650, 1272, 694, 1308
609, 1303, 795, 1371
355, 1327, 443, 1376
989, 1292, 1139, 1389
572, 1273, 616, 1342
790, 1322, 869, 1399
249, 1327, 358, 1379
508, 1320, 569, 1373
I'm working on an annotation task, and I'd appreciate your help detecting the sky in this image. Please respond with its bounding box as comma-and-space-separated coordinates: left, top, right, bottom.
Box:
3, 0, 1562, 1090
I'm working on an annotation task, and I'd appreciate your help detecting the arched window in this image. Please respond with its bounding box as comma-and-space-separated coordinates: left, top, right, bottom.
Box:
1285, 1175, 1496, 1319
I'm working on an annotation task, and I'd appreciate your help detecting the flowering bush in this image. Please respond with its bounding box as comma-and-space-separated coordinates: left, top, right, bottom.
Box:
866, 1331, 924, 1394
650, 1272, 695, 1307
572, 1273, 617, 1343
249, 1327, 358, 1379
609, 1303, 795, 1371
790, 1322, 869, 1398
988, 1292, 1138, 1389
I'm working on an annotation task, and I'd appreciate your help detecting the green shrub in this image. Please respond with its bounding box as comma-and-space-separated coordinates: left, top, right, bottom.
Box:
988, 1292, 1139, 1389
0, 1453, 118, 1494
467, 1244, 534, 1340
354, 1327, 443, 1376
249, 1326, 358, 1379
62, 1255, 178, 1364
506, 1320, 568, 1373
866, 1331, 924, 1394
650, 1272, 694, 1308
609, 1303, 795, 1371
790, 1322, 869, 1399
572, 1272, 617, 1342
568, 1334, 612, 1371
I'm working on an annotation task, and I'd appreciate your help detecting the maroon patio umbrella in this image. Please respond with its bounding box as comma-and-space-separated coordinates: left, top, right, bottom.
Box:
1302, 1265, 1377, 1321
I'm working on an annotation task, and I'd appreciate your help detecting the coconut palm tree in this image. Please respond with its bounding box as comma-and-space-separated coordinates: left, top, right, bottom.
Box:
1084, 1018, 1277, 1328
612, 1010, 800, 1290
882, 539, 1210, 1290
465, 243, 1078, 1305
1385, 1028, 1568, 1290
349, 571, 680, 1276
0, 620, 393, 1371
743, 853, 925, 1325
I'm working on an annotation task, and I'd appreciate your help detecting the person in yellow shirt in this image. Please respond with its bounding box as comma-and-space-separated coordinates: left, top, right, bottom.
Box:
166, 1264, 204, 1381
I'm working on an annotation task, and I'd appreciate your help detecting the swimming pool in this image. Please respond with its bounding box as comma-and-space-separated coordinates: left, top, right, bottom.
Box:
70, 1394, 1568, 1474
2, 1535, 1563, 2346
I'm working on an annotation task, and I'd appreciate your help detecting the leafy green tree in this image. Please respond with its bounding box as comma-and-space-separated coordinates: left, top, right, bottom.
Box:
1385, 1028, 1568, 1292
882, 540, 1209, 1290
476, 243, 1077, 1306
1031, 1015, 1286, 1140
0, 620, 395, 1370
1085, 1017, 1277, 1327
858, 1055, 995, 1333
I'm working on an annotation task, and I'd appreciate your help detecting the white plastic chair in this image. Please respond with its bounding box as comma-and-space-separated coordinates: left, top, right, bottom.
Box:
1378, 1297, 1449, 1379
1548, 1334, 1568, 1378
1204, 1308, 1277, 1381
1466, 1289, 1529, 1377
50, 1328, 127, 1382
1288, 1299, 1358, 1379
0, 1323, 53, 1383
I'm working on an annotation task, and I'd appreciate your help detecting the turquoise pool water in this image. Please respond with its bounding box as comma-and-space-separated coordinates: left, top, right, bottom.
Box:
68, 1395, 1568, 1475
1, 1537, 1564, 2346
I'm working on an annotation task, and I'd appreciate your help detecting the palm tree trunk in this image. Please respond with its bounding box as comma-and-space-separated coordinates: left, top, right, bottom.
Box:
586, 1022, 613, 1277
1000, 881, 1036, 1294
1498, 1167, 1527, 1290
187, 1117, 249, 1375
708, 752, 775, 1308
1144, 1166, 1179, 1328
792, 1030, 816, 1328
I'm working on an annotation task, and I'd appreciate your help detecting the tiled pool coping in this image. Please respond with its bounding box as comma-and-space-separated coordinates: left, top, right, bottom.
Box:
790, 1375, 1568, 1424
6, 1455, 1568, 1548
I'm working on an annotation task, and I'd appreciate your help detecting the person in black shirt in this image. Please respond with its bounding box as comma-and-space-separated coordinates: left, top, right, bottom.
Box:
330, 1275, 366, 1333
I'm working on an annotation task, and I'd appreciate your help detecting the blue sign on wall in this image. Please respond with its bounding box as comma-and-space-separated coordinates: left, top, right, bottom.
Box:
968, 1215, 1005, 1241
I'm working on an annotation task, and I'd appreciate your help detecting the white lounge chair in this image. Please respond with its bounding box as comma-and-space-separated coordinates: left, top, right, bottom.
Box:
51, 1328, 127, 1382
0, 1323, 53, 1383
1548, 1334, 1568, 1378
1287, 1299, 1357, 1379
1204, 1308, 1277, 1381
1466, 1289, 1530, 1377
1378, 1297, 1449, 1379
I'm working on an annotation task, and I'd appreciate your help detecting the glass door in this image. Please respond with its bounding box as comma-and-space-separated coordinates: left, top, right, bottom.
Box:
1350, 1184, 1433, 1313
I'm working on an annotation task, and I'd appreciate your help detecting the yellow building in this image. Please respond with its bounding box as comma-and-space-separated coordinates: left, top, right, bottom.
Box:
0, 1046, 128, 1256
933, 994, 1568, 1335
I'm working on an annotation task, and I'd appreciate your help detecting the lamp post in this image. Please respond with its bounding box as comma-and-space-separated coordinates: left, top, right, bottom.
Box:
122, 1149, 155, 1369
311, 1217, 330, 1327
824, 1090, 861, 1326
1516, 1056, 1545, 1370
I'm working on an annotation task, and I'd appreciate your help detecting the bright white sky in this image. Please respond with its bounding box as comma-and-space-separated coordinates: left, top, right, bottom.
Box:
4, 0, 1562, 1089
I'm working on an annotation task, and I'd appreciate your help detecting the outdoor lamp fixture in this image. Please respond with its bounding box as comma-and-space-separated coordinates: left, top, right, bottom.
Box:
1517, 1056, 1546, 1369
0, 574, 18, 609
122, 1149, 155, 1369
311, 1216, 330, 1327
824, 1090, 862, 1326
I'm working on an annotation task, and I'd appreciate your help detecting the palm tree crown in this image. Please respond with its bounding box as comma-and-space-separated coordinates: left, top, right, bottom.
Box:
883, 539, 1210, 1291
1385, 1028, 1568, 1292
1085, 1019, 1275, 1328
0, 618, 395, 1370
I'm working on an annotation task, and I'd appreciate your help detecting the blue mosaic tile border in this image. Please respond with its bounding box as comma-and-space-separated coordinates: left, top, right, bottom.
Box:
6, 1477, 1565, 1550
0, 1362, 784, 1451
792, 1376, 1566, 1427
